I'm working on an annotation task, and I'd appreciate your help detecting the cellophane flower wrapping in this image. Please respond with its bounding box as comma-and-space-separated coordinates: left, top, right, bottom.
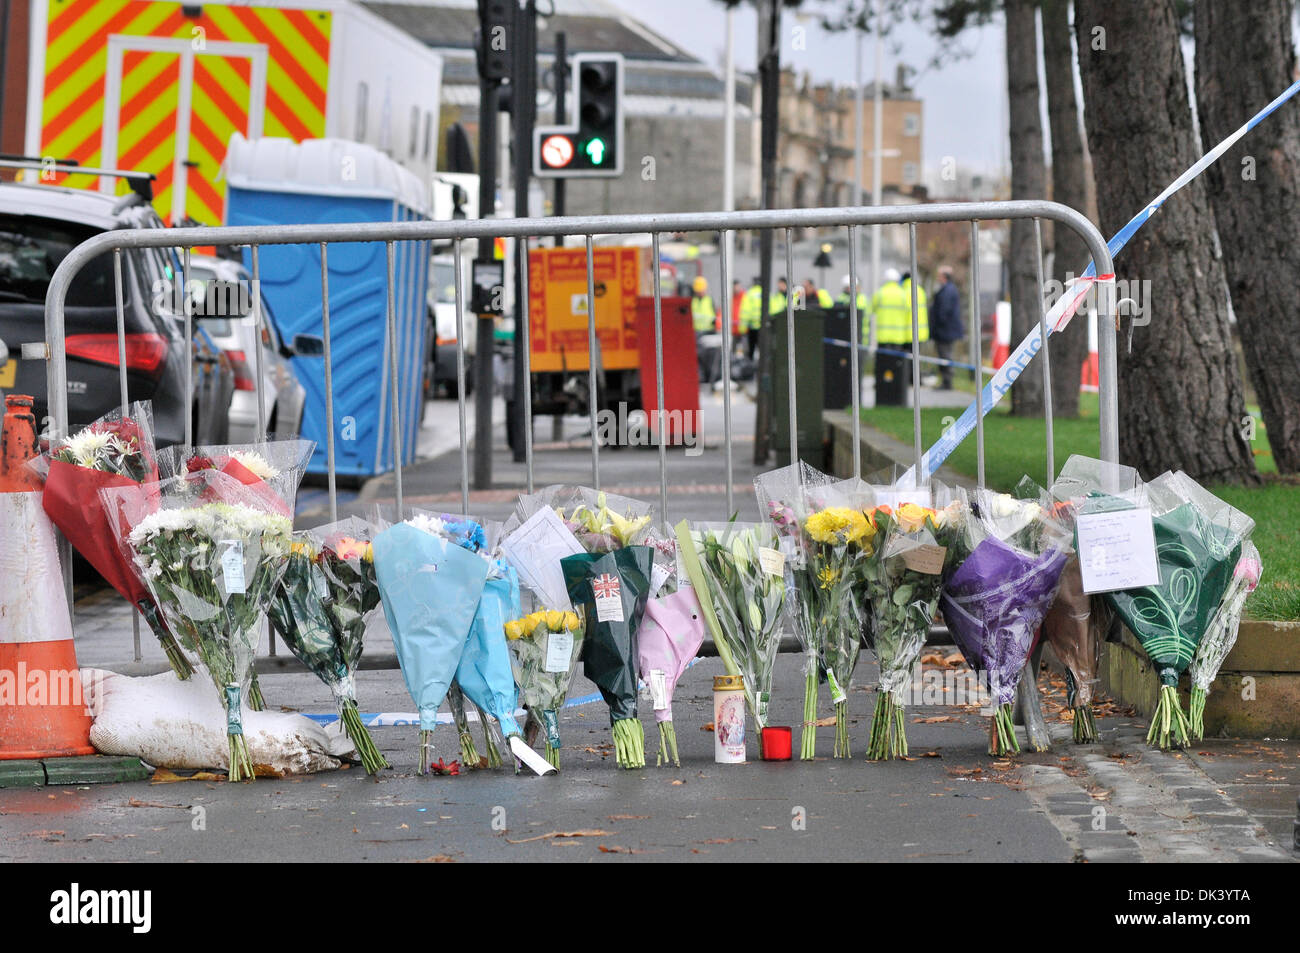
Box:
516, 484, 654, 551
1187, 541, 1262, 740
800, 479, 876, 758
755, 462, 835, 760
940, 483, 1071, 756
638, 583, 707, 766
861, 486, 968, 760
267, 517, 388, 773
506, 605, 585, 769
159, 437, 314, 518
685, 521, 787, 754
1100, 471, 1253, 749
372, 512, 490, 774
101, 469, 293, 781
31, 402, 188, 676
455, 527, 523, 767
562, 546, 654, 768
645, 527, 682, 597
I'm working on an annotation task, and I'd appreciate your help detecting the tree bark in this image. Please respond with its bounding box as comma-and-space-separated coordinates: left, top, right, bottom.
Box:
1194, 0, 1300, 474
1005, 0, 1047, 417
1074, 0, 1257, 484
1041, 0, 1090, 419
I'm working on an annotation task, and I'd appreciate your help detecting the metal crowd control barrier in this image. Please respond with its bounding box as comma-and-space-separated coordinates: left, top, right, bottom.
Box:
43, 200, 1116, 664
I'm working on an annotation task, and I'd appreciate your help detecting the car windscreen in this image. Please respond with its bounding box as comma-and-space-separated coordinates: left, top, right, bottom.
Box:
0, 214, 122, 307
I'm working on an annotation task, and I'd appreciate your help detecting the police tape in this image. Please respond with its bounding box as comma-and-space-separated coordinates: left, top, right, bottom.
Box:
898, 77, 1300, 485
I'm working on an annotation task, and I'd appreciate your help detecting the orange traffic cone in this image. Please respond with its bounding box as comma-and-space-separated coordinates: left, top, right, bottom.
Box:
0, 395, 95, 760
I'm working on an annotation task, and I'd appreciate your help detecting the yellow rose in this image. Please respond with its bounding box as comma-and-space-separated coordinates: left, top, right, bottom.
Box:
290, 540, 314, 557
519, 614, 539, 636
504, 620, 524, 641
545, 609, 565, 631
896, 502, 934, 534
564, 611, 581, 632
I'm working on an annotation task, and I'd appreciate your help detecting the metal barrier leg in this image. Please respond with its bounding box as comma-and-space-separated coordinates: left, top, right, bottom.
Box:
319, 243, 338, 524
847, 224, 862, 476
1034, 219, 1055, 485
386, 242, 404, 516
784, 228, 797, 465
908, 222, 922, 479
113, 249, 141, 660
719, 230, 734, 516
250, 246, 267, 443
650, 233, 668, 523
519, 237, 535, 494
585, 234, 600, 489
970, 221, 986, 488
453, 237, 470, 515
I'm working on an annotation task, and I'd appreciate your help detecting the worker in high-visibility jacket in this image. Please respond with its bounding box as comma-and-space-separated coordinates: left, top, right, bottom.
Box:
837, 274, 868, 313
869, 268, 929, 345
802, 278, 833, 310
691, 275, 717, 332
738, 277, 788, 360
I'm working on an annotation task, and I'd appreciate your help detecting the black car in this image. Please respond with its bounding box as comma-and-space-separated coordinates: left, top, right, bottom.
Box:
0, 179, 232, 447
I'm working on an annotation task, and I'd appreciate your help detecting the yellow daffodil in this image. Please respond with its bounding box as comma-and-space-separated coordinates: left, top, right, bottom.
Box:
817, 566, 840, 589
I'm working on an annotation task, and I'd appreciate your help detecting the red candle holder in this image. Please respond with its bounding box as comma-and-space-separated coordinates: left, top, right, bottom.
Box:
761, 726, 792, 761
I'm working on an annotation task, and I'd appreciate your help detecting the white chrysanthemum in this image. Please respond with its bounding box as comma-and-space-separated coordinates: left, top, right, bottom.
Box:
228, 450, 280, 481
406, 513, 448, 538
64, 429, 115, 468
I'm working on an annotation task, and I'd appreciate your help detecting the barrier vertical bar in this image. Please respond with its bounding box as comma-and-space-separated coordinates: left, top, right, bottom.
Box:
386, 242, 404, 516
585, 234, 600, 489
719, 229, 734, 516
785, 229, 797, 465
182, 246, 192, 451
651, 232, 668, 522
1034, 218, 1055, 485
319, 243, 338, 523
113, 250, 140, 662
520, 237, 535, 494
970, 221, 985, 488
454, 238, 471, 516
250, 245, 266, 443
847, 225, 861, 475
908, 222, 922, 480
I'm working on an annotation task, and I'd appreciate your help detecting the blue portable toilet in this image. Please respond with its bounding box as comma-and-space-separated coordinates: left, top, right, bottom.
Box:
224, 134, 429, 478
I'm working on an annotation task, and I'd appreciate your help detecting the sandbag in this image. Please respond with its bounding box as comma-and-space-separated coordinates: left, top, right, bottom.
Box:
80, 668, 356, 776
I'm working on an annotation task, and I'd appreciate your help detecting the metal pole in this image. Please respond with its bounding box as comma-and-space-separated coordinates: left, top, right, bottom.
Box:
847, 225, 861, 475
386, 242, 404, 515
908, 222, 922, 477
752, 0, 781, 465
519, 236, 535, 493
785, 228, 797, 465
971, 220, 985, 487
868, 0, 883, 353
651, 233, 668, 522
552, 30, 567, 241
721, 5, 736, 515
182, 246, 192, 451
113, 250, 141, 662
319, 243, 337, 523
585, 234, 600, 488
1034, 218, 1055, 484
474, 77, 498, 489
510, 0, 537, 463
719, 230, 734, 516
454, 238, 470, 515
250, 246, 266, 442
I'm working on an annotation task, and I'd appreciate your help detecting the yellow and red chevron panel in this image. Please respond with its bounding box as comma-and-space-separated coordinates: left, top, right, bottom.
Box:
39, 0, 331, 224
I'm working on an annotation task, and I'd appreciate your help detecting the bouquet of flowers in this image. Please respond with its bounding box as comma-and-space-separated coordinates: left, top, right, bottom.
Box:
1102, 472, 1252, 749
755, 462, 836, 760
636, 577, 706, 767
678, 519, 786, 757
29, 403, 190, 677
372, 512, 490, 774
516, 485, 653, 551
1188, 541, 1262, 740
455, 547, 528, 770
161, 438, 314, 518
506, 607, 585, 768
103, 470, 293, 781
267, 517, 388, 774
941, 484, 1071, 756
562, 545, 655, 768
861, 490, 968, 760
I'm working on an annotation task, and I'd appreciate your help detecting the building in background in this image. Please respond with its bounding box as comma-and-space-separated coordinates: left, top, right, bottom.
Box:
365, 0, 757, 217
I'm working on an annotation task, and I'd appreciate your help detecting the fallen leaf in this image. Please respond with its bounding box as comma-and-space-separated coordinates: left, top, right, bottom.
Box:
607, 814, 650, 820
701, 723, 715, 732
813, 715, 837, 727
912, 716, 958, 724
505, 829, 616, 845
414, 855, 457, 863
919, 751, 941, 758
150, 768, 224, 784
127, 798, 187, 810
671, 779, 685, 786
597, 844, 657, 854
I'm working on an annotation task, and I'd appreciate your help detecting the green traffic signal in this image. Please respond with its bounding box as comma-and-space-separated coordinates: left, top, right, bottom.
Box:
584, 137, 607, 165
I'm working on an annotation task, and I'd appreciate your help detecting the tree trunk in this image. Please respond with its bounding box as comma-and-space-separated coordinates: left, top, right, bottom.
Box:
1074, 0, 1257, 484
1194, 0, 1300, 474
1041, 0, 1090, 419
1005, 0, 1047, 417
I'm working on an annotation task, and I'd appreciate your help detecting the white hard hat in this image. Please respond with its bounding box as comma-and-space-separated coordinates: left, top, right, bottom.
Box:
883, 267, 901, 283
841, 274, 852, 289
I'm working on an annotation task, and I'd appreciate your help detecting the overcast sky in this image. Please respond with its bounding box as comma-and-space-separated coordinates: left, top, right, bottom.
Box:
606, 0, 1009, 176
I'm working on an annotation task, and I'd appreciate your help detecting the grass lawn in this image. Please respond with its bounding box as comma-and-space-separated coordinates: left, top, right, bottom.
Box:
859, 393, 1299, 621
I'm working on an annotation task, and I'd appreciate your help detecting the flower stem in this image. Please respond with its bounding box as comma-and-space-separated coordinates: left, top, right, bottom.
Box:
1188, 687, 1206, 743
227, 733, 253, 782
989, 703, 1021, 757
800, 662, 818, 760
483, 727, 503, 769
1072, 705, 1099, 745
340, 703, 389, 775
657, 721, 679, 767
1146, 684, 1190, 750
545, 743, 560, 770
458, 729, 480, 769
417, 729, 434, 776
866, 691, 908, 761
832, 700, 850, 759
246, 674, 265, 712
612, 718, 645, 769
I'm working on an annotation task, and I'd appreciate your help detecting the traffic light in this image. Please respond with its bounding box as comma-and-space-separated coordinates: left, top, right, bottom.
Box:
534, 53, 623, 178
475, 0, 512, 81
